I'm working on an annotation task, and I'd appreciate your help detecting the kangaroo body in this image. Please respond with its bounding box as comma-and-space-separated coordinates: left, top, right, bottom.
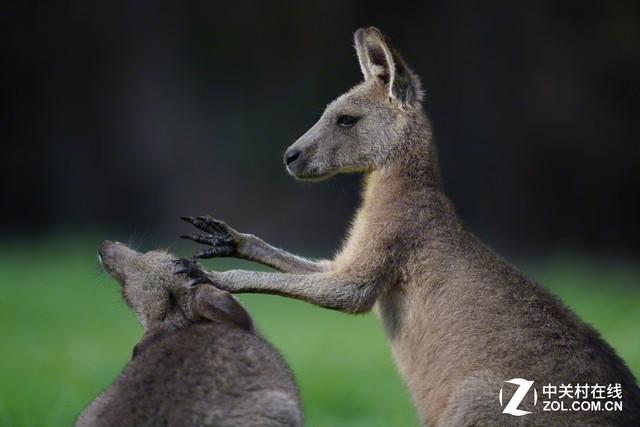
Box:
78, 242, 302, 427
182, 28, 640, 425
78, 321, 301, 427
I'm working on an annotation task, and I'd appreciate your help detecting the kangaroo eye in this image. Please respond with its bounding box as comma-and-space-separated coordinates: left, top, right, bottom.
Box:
337, 115, 359, 128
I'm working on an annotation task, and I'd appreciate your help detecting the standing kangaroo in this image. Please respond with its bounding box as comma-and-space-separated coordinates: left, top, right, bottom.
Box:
181, 27, 640, 426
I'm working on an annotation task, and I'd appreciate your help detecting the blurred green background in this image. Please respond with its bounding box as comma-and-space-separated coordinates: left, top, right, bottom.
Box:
1, 239, 638, 427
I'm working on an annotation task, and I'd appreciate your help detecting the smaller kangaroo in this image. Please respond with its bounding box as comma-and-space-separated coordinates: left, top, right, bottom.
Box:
76, 241, 302, 427
180, 27, 640, 426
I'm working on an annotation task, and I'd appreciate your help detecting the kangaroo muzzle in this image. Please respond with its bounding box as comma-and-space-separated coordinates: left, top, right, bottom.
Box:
283, 145, 311, 178
99, 240, 139, 285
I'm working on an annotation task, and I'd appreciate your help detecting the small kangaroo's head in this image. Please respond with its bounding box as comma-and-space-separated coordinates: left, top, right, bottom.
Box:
284, 27, 424, 180
98, 240, 252, 332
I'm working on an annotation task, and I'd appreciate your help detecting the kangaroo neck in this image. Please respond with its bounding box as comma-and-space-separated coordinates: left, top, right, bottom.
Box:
362, 126, 444, 210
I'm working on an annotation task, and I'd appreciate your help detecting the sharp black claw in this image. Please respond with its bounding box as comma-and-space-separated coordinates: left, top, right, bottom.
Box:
180, 215, 237, 259
181, 234, 196, 240
194, 248, 216, 259
181, 233, 216, 246
174, 258, 200, 273
181, 216, 197, 224
174, 257, 213, 287
190, 277, 208, 287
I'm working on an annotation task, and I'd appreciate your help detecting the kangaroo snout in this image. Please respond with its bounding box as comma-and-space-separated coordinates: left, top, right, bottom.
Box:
99, 240, 125, 263
98, 240, 117, 267
284, 144, 312, 179
98, 240, 138, 283
284, 120, 326, 179
284, 147, 301, 166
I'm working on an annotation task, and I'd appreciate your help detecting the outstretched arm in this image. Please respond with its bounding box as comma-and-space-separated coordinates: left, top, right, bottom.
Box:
178, 214, 396, 314
180, 265, 383, 314
181, 216, 329, 274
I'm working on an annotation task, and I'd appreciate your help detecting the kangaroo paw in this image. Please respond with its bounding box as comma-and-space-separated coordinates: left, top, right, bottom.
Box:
180, 216, 239, 258
174, 258, 213, 287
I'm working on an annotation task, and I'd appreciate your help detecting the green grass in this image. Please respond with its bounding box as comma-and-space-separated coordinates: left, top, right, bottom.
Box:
0, 239, 638, 426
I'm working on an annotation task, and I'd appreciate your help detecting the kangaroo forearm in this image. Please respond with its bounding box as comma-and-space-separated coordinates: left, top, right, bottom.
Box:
239, 235, 329, 274
215, 270, 379, 313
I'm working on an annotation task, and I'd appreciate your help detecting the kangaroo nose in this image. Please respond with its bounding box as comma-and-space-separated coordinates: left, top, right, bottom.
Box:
98, 240, 115, 266
99, 240, 114, 257
284, 148, 301, 166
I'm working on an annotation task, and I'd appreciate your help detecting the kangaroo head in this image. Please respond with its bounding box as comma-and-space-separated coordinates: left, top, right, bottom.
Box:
98, 241, 252, 332
284, 27, 424, 180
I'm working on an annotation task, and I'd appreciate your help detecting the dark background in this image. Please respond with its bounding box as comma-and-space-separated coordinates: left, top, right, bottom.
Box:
3, 1, 639, 257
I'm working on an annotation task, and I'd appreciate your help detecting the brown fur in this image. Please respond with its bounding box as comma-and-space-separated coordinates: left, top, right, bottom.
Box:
183, 28, 640, 426
76, 241, 302, 427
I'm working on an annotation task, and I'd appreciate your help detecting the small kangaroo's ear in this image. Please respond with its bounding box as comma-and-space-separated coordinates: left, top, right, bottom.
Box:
354, 27, 423, 106
194, 286, 254, 331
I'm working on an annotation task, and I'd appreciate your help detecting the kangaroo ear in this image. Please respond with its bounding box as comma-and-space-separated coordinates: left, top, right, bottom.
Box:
194, 286, 254, 331
354, 27, 423, 106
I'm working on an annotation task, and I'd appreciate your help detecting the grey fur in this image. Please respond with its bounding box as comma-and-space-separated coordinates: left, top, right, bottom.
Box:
76, 241, 302, 427
184, 27, 640, 426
